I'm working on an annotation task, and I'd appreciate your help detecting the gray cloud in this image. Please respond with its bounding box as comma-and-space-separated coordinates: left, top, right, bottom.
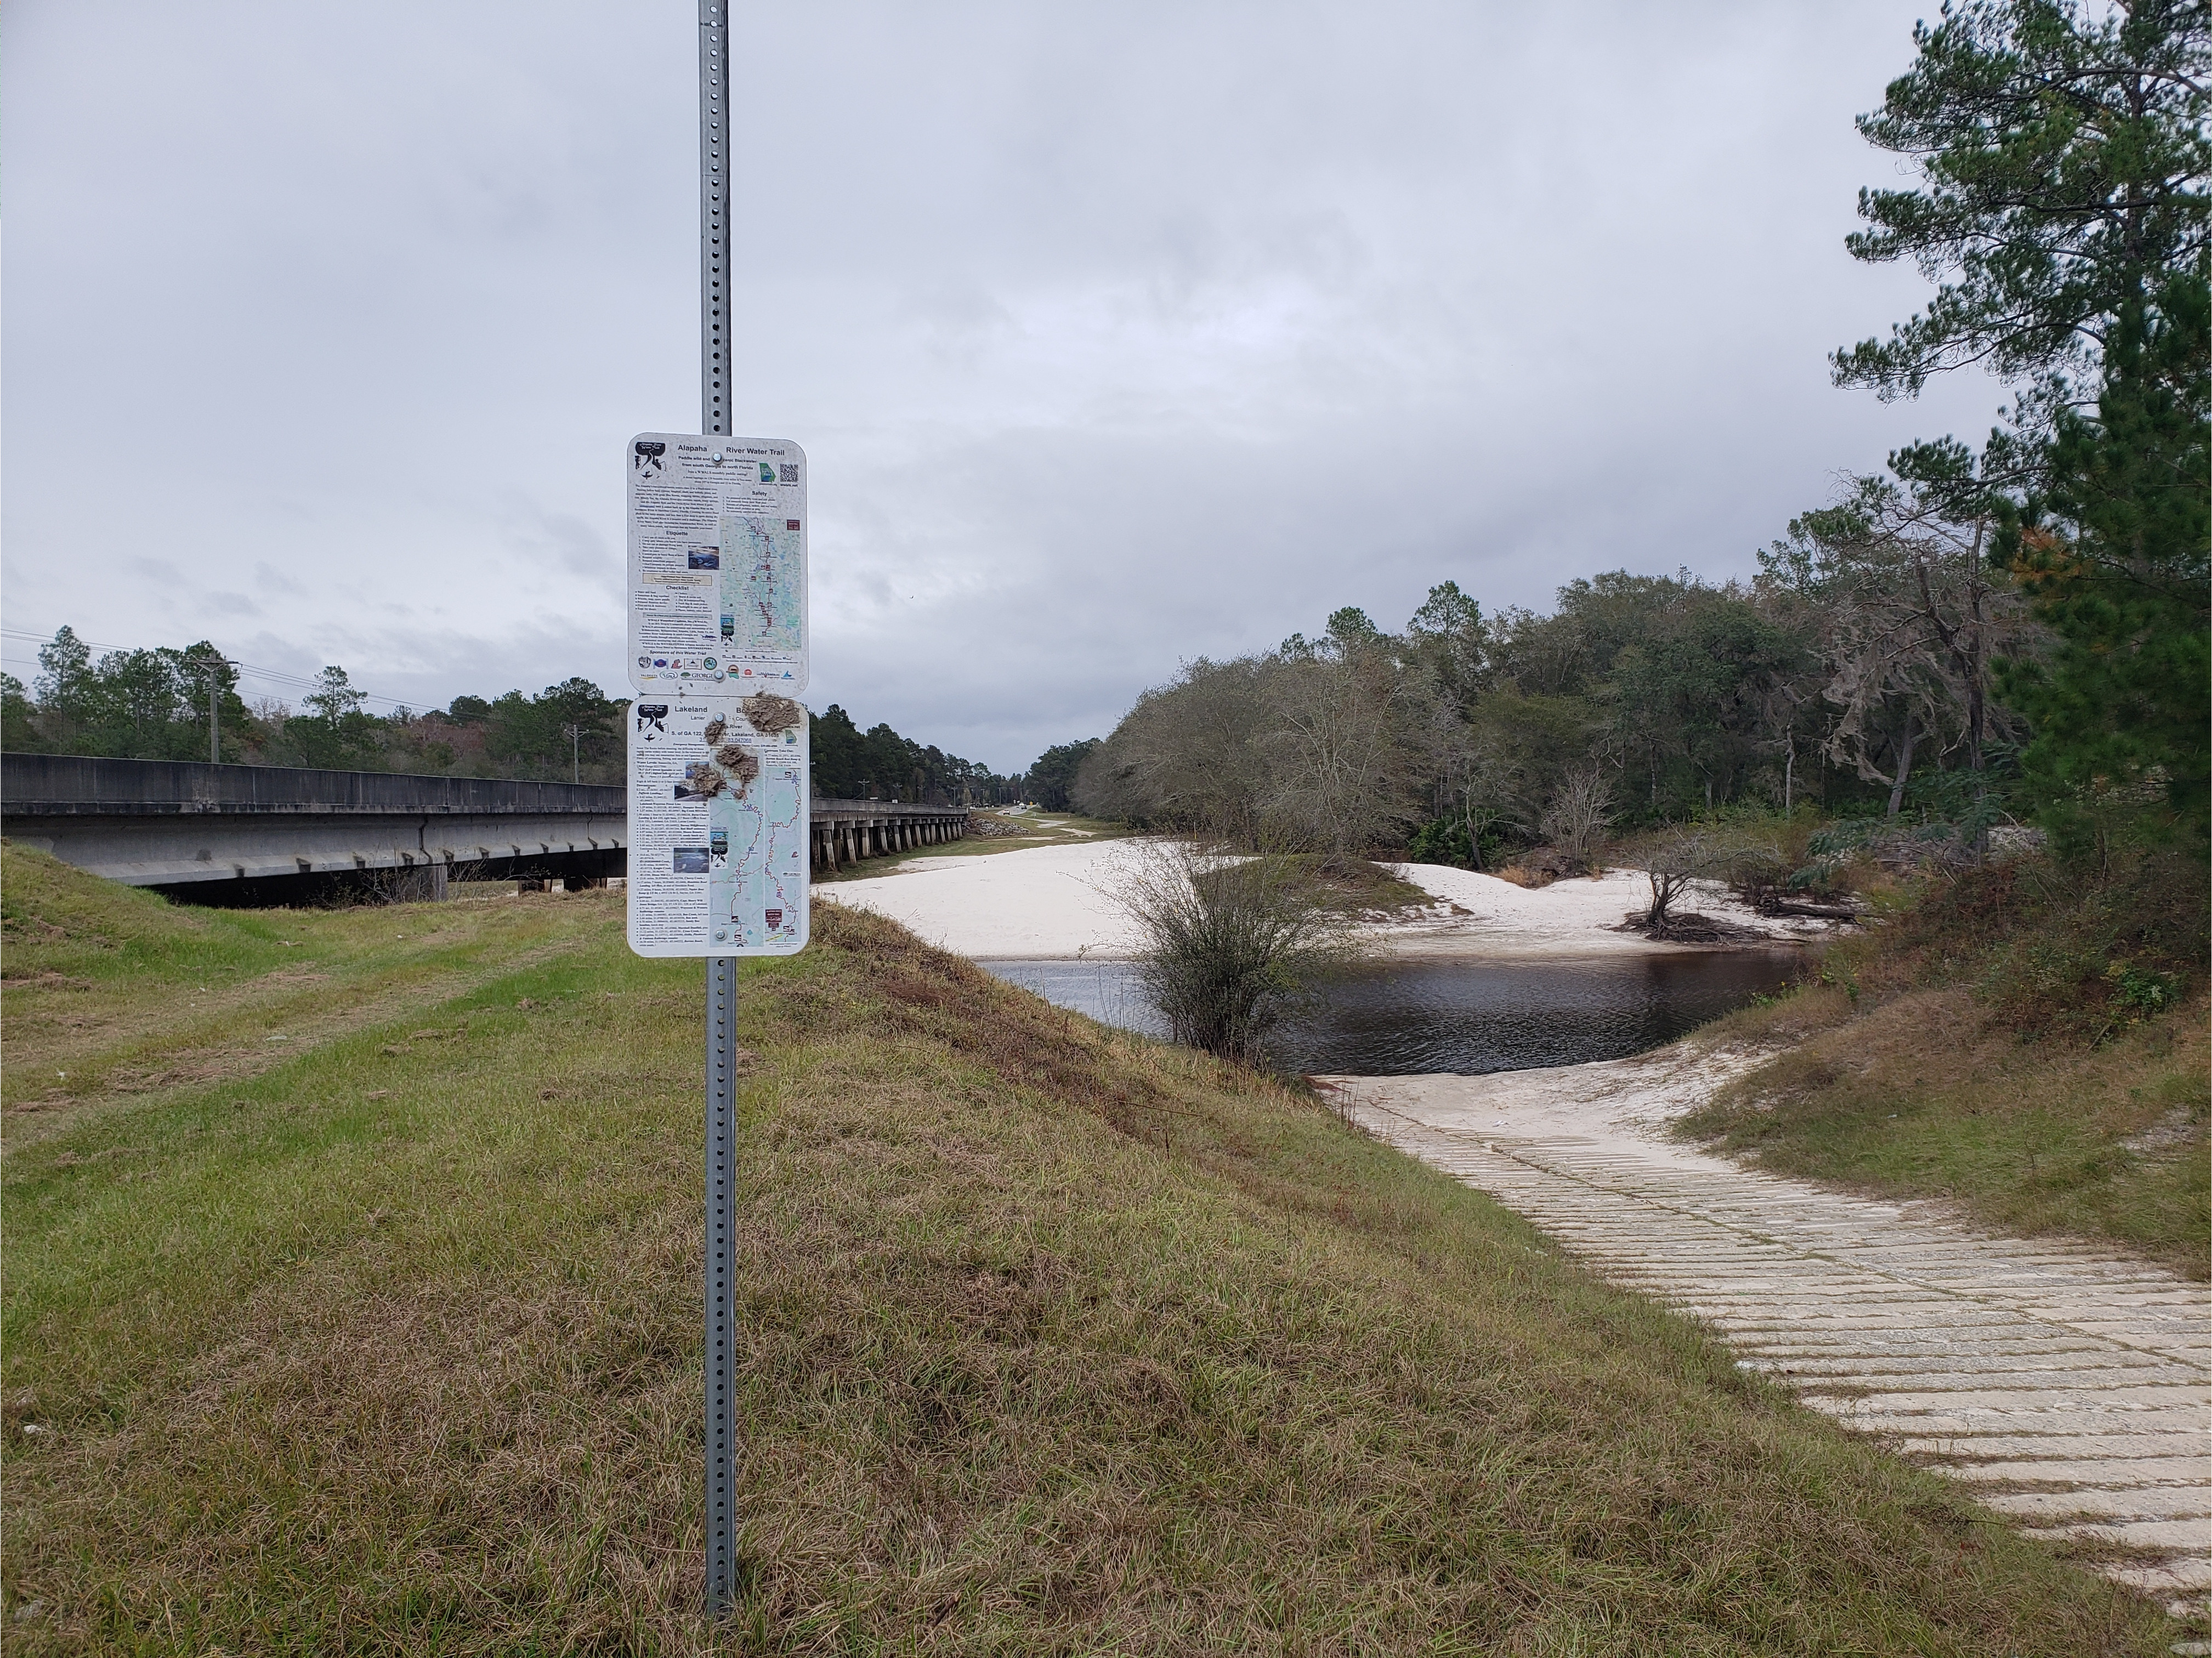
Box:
4, 0, 2005, 770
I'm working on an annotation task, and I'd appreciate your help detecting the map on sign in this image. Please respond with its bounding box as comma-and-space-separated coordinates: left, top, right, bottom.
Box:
627, 434, 807, 695
708, 736, 807, 950
722, 513, 803, 656
627, 696, 809, 958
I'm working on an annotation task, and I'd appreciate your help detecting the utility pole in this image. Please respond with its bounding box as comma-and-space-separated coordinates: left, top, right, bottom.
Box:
195, 655, 228, 765
697, 0, 740, 1624
563, 721, 581, 783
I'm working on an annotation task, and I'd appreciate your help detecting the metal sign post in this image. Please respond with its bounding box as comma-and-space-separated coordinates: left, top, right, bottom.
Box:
631, 5, 808, 1616
697, 0, 738, 1621
705, 947, 739, 1616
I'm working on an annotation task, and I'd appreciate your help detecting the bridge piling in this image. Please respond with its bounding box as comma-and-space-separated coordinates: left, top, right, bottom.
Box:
807, 798, 969, 876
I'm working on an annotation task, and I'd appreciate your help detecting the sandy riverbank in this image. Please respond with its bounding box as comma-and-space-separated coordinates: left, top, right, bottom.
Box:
823, 839, 1836, 961
1310, 1043, 1765, 1169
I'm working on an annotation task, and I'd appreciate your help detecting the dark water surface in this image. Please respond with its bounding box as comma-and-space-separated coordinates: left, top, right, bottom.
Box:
978, 951, 1804, 1076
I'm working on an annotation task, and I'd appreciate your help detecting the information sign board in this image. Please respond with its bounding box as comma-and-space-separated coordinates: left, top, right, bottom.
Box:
627, 695, 810, 957
627, 433, 808, 695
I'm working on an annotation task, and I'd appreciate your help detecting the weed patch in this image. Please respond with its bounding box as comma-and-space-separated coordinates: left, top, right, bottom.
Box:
1686, 973, 2208, 1275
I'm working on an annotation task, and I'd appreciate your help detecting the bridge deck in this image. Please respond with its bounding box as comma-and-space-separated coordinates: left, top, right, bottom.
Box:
2, 756, 972, 903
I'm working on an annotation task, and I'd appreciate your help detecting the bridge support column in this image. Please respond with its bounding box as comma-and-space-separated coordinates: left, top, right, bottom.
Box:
391, 862, 449, 902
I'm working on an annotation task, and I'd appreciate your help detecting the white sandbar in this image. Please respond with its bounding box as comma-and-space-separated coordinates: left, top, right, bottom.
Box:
823, 841, 1830, 961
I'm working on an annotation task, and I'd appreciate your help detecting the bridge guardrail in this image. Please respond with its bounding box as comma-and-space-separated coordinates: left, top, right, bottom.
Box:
2, 753, 623, 816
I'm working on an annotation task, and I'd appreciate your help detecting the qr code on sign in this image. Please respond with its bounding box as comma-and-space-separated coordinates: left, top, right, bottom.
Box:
779, 464, 798, 483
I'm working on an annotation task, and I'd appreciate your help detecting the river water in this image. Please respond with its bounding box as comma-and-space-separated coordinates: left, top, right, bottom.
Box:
979, 951, 1804, 1075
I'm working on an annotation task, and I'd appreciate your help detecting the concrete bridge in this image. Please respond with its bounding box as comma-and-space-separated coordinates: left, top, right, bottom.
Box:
811, 798, 971, 872
1, 753, 628, 905
1, 755, 972, 905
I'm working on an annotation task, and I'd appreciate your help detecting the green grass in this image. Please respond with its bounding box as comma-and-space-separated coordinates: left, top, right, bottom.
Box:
0, 843, 2187, 1653
1291, 854, 1437, 918
1675, 846, 2210, 1277
1680, 983, 2208, 1276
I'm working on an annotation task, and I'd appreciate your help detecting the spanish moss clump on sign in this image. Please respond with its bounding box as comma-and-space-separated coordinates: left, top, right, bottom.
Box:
741, 693, 804, 734
715, 745, 762, 790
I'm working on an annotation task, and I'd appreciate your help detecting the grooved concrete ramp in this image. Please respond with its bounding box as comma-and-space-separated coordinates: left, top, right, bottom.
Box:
1318, 1058, 2212, 1620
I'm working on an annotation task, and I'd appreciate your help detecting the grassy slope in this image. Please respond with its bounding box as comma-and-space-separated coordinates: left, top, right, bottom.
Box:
1680, 851, 2209, 1279
0, 845, 2183, 1655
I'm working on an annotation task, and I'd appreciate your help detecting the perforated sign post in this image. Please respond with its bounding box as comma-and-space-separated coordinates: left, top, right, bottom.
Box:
619, 1, 812, 1619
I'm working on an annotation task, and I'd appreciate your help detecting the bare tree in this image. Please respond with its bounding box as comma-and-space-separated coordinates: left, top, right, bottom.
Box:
1537, 765, 1614, 865
1074, 656, 1278, 836
1257, 650, 1423, 867
1405, 667, 1522, 871
1448, 748, 1523, 872
1640, 828, 1731, 929
1761, 454, 2029, 821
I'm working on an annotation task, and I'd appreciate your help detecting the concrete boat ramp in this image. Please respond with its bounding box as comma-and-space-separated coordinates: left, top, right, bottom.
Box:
1318, 1051, 2212, 1623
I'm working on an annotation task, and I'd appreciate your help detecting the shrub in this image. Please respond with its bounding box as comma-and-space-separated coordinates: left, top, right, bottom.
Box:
1113, 842, 1353, 1065
1406, 816, 1473, 868
1867, 841, 2209, 1044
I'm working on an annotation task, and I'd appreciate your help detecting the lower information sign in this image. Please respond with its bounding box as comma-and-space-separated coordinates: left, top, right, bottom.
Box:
627, 695, 810, 957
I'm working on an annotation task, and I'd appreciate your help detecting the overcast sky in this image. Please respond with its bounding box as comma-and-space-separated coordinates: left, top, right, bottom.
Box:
3, 2, 2007, 773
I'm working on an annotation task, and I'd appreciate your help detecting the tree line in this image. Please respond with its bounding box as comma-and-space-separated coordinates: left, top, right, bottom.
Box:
2, 634, 1025, 802
2, 634, 631, 785
812, 703, 1021, 804
1075, 0, 2207, 871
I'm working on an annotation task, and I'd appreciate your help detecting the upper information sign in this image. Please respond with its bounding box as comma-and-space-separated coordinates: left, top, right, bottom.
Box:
627, 434, 807, 695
